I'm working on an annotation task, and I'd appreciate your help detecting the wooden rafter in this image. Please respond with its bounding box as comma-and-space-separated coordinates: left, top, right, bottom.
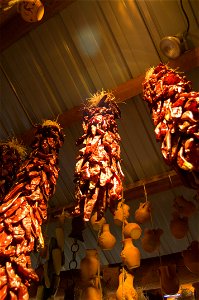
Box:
0, 0, 75, 52
28, 252, 199, 297
18, 47, 199, 146
49, 169, 184, 217
13, 47, 197, 214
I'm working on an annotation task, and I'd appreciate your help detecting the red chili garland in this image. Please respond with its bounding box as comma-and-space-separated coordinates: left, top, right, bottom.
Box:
73, 92, 124, 221
143, 63, 199, 189
0, 121, 64, 299
0, 140, 26, 201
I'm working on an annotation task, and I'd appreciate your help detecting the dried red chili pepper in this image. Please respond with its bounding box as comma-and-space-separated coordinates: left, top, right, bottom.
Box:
0, 120, 64, 299
73, 92, 124, 221
143, 63, 199, 189
0, 140, 26, 200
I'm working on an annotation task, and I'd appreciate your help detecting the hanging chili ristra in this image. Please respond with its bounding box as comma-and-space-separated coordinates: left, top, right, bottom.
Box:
73, 91, 124, 221
0, 139, 26, 200
0, 120, 64, 300
143, 63, 199, 189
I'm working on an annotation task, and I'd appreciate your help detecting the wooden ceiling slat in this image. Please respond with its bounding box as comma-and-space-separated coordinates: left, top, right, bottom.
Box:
18, 47, 199, 146
0, 0, 75, 52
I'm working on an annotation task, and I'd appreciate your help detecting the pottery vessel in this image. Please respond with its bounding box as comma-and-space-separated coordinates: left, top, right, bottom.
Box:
135, 201, 151, 224
182, 241, 199, 274
170, 212, 189, 239
158, 264, 179, 294
80, 249, 99, 282
120, 238, 140, 269
114, 201, 130, 226
98, 224, 116, 250
116, 271, 138, 300
141, 228, 163, 253
17, 0, 44, 22
173, 195, 196, 217
123, 222, 142, 239
90, 212, 106, 231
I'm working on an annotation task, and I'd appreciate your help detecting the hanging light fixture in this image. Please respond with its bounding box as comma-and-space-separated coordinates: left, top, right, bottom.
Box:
160, 0, 190, 59
160, 34, 188, 59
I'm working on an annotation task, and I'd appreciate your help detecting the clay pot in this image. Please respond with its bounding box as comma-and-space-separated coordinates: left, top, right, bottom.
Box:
141, 228, 163, 253
123, 222, 142, 240
98, 224, 116, 250
114, 201, 130, 226
135, 201, 151, 224
173, 195, 197, 217
90, 212, 106, 231
17, 0, 44, 22
158, 264, 179, 294
170, 212, 189, 239
116, 271, 138, 300
182, 241, 199, 274
120, 238, 140, 269
80, 249, 99, 282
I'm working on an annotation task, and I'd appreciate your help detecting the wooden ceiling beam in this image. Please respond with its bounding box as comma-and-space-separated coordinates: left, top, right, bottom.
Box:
18, 47, 199, 146
49, 169, 184, 218
28, 252, 199, 297
0, 0, 75, 52
123, 169, 183, 202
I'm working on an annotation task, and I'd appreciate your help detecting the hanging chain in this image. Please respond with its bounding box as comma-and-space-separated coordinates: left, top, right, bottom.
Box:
69, 239, 79, 270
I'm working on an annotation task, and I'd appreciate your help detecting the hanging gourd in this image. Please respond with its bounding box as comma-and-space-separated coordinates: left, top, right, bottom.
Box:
173, 195, 197, 217
158, 264, 179, 295
123, 222, 142, 240
80, 249, 100, 283
141, 228, 163, 253
98, 223, 116, 250
170, 211, 189, 239
90, 211, 106, 231
116, 270, 138, 300
134, 201, 151, 224
114, 201, 130, 226
120, 238, 141, 269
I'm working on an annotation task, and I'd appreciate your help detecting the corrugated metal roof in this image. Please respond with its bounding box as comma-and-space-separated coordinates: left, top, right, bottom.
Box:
1, 0, 199, 271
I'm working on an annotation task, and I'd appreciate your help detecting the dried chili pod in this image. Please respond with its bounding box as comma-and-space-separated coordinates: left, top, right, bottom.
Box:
0, 139, 26, 200
73, 91, 124, 221
143, 63, 199, 189
0, 120, 64, 299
